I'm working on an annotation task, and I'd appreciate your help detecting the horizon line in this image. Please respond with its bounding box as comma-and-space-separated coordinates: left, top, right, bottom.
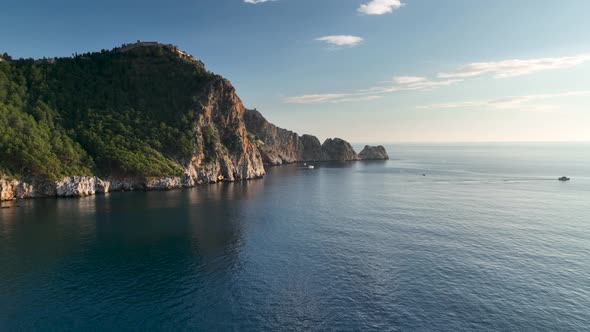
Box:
350, 140, 590, 144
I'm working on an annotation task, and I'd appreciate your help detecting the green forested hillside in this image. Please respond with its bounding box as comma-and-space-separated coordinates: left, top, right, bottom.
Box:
0, 45, 216, 180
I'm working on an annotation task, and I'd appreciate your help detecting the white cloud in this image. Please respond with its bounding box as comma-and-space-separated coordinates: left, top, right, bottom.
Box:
358, 0, 403, 15
417, 91, 590, 112
316, 35, 364, 47
438, 54, 590, 79
244, 0, 274, 3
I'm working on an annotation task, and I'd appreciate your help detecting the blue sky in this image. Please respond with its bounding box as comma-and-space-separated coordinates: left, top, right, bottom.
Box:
2, 0, 590, 142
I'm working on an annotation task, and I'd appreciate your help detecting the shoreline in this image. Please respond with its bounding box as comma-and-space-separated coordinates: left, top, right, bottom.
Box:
0, 174, 261, 202
0, 159, 387, 202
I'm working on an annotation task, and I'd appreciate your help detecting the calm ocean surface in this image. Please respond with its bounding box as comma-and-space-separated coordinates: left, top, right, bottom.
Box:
1, 143, 589, 331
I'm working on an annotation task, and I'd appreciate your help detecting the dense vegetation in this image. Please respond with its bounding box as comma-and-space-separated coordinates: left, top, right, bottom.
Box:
0, 46, 216, 180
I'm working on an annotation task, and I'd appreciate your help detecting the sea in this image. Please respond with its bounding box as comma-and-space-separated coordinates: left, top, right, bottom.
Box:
1, 143, 589, 331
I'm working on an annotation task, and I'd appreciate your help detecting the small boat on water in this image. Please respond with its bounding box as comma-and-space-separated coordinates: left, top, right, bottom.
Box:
308, 165, 315, 169
558, 176, 570, 182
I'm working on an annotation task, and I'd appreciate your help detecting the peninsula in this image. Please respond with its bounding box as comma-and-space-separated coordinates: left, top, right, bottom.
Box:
0, 42, 388, 200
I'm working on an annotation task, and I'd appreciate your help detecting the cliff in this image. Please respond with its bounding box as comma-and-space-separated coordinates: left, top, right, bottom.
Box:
244, 109, 359, 165
0, 42, 379, 201
187, 78, 265, 184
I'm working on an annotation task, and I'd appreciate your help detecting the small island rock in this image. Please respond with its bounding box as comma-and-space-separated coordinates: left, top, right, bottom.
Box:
359, 145, 389, 160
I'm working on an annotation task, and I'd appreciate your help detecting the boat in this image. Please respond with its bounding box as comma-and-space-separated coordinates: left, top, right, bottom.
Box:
558, 176, 570, 182
308, 165, 315, 169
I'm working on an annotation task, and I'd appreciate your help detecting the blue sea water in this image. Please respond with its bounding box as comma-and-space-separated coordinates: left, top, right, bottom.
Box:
1, 143, 589, 331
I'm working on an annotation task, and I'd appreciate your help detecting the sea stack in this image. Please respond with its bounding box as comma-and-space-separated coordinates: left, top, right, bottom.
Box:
359, 145, 389, 160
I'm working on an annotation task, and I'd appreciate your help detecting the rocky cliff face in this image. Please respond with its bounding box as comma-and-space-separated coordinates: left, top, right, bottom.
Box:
244, 109, 360, 165
359, 145, 389, 160
244, 109, 322, 165
186, 78, 266, 184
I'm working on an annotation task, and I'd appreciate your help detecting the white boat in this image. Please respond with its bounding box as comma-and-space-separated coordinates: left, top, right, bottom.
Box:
308, 165, 315, 169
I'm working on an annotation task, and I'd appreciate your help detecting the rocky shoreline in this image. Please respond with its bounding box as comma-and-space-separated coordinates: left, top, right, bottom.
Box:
0, 148, 387, 201
0, 175, 205, 201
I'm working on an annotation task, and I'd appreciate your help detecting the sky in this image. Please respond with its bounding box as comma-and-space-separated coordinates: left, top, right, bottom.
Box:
2, 0, 590, 142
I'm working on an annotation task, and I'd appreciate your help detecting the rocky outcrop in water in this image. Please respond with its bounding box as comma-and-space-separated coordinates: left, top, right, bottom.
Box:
359, 145, 389, 160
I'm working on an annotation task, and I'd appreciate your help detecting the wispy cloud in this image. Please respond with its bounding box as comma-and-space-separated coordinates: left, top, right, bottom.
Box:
362, 76, 463, 93
358, 0, 404, 15
284, 93, 382, 104
284, 52, 590, 105
316, 35, 364, 47
244, 0, 274, 3
284, 76, 461, 104
417, 91, 590, 112
283, 93, 350, 104
393, 76, 427, 84
438, 54, 590, 79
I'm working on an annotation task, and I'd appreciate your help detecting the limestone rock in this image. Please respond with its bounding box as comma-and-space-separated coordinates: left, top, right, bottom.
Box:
145, 177, 183, 190
0, 178, 18, 201
56, 177, 97, 197
95, 178, 110, 194
107, 178, 145, 192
